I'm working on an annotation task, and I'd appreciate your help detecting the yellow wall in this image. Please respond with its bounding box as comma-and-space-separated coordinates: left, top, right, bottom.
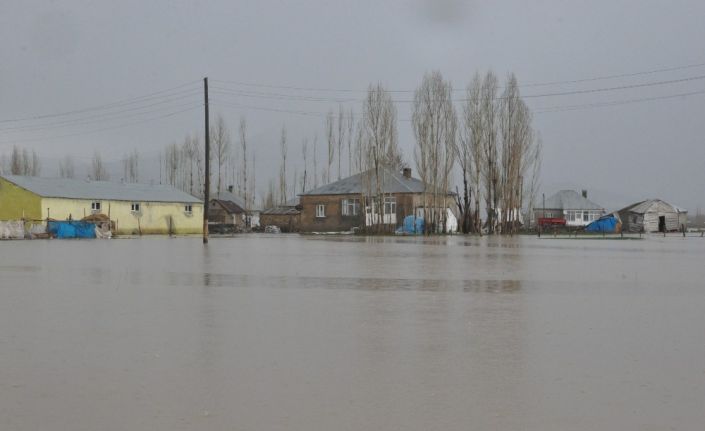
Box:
0, 177, 42, 220
41, 198, 204, 235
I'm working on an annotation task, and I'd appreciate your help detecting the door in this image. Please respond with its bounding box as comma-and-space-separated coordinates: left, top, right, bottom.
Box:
658, 215, 666, 232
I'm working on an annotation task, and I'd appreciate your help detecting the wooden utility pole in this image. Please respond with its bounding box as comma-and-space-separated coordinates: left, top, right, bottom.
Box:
203, 77, 210, 244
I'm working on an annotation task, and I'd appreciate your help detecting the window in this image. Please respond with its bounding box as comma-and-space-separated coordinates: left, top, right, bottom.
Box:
583, 211, 589, 222
316, 204, 326, 218
185, 204, 193, 214
131, 202, 141, 212
341, 198, 360, 216
384, 196, 396, 215
91, 201, 101, 212
567, 210, 575, 222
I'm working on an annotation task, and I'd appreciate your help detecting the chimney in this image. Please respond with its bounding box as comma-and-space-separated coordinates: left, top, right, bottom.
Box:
228, 185, 234, 193
582, 189, 588, 199
403, 167, 412, 179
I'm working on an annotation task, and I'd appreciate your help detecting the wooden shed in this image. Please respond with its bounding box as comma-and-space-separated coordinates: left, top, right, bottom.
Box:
617, 199, 687, 233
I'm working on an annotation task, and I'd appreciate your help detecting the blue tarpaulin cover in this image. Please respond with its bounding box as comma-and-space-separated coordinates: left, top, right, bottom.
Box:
47, 221, 96, 239
585, 214, 619, 233
396, 215, 425, 234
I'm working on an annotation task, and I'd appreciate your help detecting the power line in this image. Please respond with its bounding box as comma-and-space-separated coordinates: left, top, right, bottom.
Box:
0, 95, 202, 133
210, 73, 705, 104
534, 88, 705, 114
0, 104, 202, 146
0, 81, 201, 124
522, 61, 705, 88
211, 60, 705, 94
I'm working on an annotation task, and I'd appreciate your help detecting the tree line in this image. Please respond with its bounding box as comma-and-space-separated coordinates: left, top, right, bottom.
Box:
1, 69, 541, 235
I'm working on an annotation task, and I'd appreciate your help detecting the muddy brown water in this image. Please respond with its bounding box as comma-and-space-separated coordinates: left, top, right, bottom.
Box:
0, 235, 703, 430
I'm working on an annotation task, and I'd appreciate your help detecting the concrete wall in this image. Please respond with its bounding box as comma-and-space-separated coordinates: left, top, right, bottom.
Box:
0, 177, 42, 221
41, 197, 203, 235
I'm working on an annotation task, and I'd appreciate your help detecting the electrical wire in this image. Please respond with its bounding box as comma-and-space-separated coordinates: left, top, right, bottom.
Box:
0, 104, 202, 145
0, 81, 201, 124
0, 95, 203, 133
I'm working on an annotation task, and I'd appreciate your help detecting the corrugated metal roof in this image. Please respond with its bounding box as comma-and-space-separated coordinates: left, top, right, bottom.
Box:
1, 175, 201, 203
540, 190, 603, 210
302, 168, 428, 196
619, 199, 686, 215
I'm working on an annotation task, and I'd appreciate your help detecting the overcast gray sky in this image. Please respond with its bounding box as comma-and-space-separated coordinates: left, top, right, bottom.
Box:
2, 0, 704, 210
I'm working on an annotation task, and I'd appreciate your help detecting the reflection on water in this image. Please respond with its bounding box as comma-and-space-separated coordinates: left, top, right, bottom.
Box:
0, 235, 703, 430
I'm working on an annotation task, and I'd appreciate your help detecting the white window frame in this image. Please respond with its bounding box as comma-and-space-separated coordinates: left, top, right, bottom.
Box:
316, 204, 326, 218
583, 211, 589, 222
341, 198, 360, 216
131, 202, 141, 213
383, 196, 396, 215
91, 201, 101, 212
185, 204, 193, 214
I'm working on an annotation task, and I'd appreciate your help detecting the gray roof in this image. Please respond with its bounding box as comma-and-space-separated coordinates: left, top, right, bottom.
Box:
619, 199, 687, 215
540, 190, 603, 210
213, 190, 247, 210
1, 175, 201, 203
302, 168, 429, 196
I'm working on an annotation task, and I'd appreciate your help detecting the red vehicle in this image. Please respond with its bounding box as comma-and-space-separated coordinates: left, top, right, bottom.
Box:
538, 217, 566, 227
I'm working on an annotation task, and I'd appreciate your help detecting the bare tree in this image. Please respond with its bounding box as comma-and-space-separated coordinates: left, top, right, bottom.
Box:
456, 72, 484, 233
347, 109, 354, 176
497, 73, 540, 233
360, 83, 399, 232
412, 71, 457, 234
312, 134, 319, 189
336, 105, 345, 180
325, 111, 334, 184
59, 155, 76, 179
279, 125, 288, 205
121, 149, 139, 182
480, 71, 500, 234
91, 151, 109, 181
239, 117, 248, 210
30, 151, 40, 176
210, 114, 231, 193
0, 153, 8, 175
301, 138, 308, 193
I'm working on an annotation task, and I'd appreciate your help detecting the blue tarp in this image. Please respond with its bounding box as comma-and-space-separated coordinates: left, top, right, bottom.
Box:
585, 214, 619, 233
396, 215, 425, 234
47, 221, 96, 239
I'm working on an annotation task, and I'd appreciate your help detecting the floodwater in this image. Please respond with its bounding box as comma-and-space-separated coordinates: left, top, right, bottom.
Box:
0, 235, 703, 431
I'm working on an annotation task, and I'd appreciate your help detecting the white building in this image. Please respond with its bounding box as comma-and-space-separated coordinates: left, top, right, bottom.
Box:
535, 190, 605, 227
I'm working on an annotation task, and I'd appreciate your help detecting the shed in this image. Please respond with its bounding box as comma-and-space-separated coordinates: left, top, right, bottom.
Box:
618, 199, 687, 233
260, 198, 301, 233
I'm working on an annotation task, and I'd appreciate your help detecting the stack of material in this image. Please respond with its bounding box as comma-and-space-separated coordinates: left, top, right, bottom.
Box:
82, 213, 113, 239
0, 221, 25, 239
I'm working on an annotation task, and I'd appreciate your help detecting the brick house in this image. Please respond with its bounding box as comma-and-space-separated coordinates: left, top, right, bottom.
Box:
299, 167, 456, 233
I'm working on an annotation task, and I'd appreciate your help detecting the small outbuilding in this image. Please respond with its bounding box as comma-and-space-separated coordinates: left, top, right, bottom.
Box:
617, 199, 687, 233
209, 189, 247, 227
260, 197, 301, 232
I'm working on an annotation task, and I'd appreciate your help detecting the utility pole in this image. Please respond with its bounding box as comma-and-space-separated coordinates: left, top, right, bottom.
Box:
203, 77, 210, 244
